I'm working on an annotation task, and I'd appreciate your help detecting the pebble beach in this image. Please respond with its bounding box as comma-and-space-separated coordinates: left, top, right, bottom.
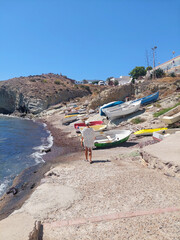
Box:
0, 97, 180, 240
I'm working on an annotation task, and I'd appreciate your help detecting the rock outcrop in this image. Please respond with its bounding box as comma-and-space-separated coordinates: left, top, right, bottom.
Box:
134, 77, 180, 98
0, 74, 90, 115
88, 84, 134, 109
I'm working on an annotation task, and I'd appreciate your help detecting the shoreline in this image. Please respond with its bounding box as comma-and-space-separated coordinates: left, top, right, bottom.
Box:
0, 114, 83, 221
0, 100, 180, 238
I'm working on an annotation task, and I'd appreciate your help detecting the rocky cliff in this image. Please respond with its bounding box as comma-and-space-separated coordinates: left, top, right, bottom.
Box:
0, 74, 90, 115
88, 84, 135, 109
134, 77, 180, 98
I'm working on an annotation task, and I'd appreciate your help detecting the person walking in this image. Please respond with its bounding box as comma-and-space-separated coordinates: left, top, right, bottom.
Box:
81, 121, 95, 164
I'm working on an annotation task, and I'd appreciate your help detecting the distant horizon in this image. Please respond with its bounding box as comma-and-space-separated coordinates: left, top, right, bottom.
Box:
0, 0, 179, 82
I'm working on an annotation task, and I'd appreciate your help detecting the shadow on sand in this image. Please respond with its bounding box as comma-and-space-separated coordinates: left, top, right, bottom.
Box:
91, 160, 111, 164
110, 109, 146, 126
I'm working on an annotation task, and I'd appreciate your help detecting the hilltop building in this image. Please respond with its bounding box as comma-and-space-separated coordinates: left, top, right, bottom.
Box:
154, 55, 180, 74
110, 76, 132, 85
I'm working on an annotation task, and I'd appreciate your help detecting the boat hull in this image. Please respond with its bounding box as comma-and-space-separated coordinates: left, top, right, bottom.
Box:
133, 91, 159, 105
62, 116, 78, 125
103, 100, 141, 120
74, 121, 104, 129
94, 130, 132, 148
134, 128, 168, 136
100, 101, 123, 116
160, 105, 180, 124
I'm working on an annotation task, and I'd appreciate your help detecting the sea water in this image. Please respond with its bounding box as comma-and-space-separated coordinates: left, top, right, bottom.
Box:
0, 115, 53, 196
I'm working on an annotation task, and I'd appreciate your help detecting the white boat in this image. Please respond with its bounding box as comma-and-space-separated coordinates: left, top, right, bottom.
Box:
62, 116, 78, 125
160, 105, 180, 124
103, 100, 141, 120
94, 130, 132, 148
99, 100, 123, 116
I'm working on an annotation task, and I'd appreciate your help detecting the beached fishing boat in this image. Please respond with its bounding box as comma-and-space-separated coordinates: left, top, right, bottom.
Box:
64, 114, 80, 118
133, 91, 159, 105
79, 124, 107, 132
65, 112, 80, 116
103, 100, 141, 120
62, 116, 78, 125
74, 121, 104, 129
94, 130, 132, 148
99, 101, 124, 116
134, 128, 168, 136
160, 105, 180, 124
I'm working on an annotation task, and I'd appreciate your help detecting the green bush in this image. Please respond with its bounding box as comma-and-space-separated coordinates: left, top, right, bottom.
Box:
92, 81, 99, 84
29, 78, 36, 82
114, 80, 119, 86
79, 85, 91, 93
129, 66, 146, 80
42, 79, 47, 83
131, 117, 146, 124
54, 80, 60, 85
169, 72, 176, 77
151, 68, 165, 79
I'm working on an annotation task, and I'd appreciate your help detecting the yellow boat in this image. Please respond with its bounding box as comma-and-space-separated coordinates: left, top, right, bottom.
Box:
64, 114, 79, 118
134, 128, 168, 136
79, 124, 107, 132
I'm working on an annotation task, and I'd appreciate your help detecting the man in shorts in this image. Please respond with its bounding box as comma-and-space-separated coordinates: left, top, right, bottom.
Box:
81, 121, 95, 164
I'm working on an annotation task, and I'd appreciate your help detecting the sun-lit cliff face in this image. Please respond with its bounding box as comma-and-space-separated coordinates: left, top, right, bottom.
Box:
0, 73, 90, 115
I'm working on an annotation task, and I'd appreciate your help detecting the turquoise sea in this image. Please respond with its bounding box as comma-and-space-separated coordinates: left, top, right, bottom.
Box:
0, 115, 53, 196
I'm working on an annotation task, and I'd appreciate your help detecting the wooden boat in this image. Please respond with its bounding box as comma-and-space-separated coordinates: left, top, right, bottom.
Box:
74, 121, 104, 129
94, 130, 132, 148
99, 101, 124, 116
133, 91, 159, 105
160, 105, 180, 124
79, 124, 107, 132
134, 128, 168, 136
103, 100, 141, 120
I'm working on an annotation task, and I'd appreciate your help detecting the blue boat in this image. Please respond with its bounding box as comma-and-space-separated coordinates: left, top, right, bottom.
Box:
133, 91, 159, 105
99, 101, 124, 116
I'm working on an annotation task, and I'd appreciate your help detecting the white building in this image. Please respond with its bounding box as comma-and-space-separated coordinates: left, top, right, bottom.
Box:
98, 80, 105, 86
154, 55, 180, 74
110, 76, 132, 85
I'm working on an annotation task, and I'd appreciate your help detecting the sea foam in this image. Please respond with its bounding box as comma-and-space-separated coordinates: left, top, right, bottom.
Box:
30, 128, 53, 164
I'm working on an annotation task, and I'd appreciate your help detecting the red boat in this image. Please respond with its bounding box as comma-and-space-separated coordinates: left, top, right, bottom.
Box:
74, 121, 104, 129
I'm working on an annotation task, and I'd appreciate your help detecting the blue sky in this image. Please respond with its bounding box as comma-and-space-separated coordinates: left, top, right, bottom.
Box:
0, 0, 179, 81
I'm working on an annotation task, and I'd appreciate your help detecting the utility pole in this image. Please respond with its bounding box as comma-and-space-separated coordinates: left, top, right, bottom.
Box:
152, 46, 157, 79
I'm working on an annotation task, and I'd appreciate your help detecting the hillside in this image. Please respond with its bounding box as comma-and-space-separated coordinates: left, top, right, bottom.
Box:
0, 73, 180, 116
0, 73, 92, 115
